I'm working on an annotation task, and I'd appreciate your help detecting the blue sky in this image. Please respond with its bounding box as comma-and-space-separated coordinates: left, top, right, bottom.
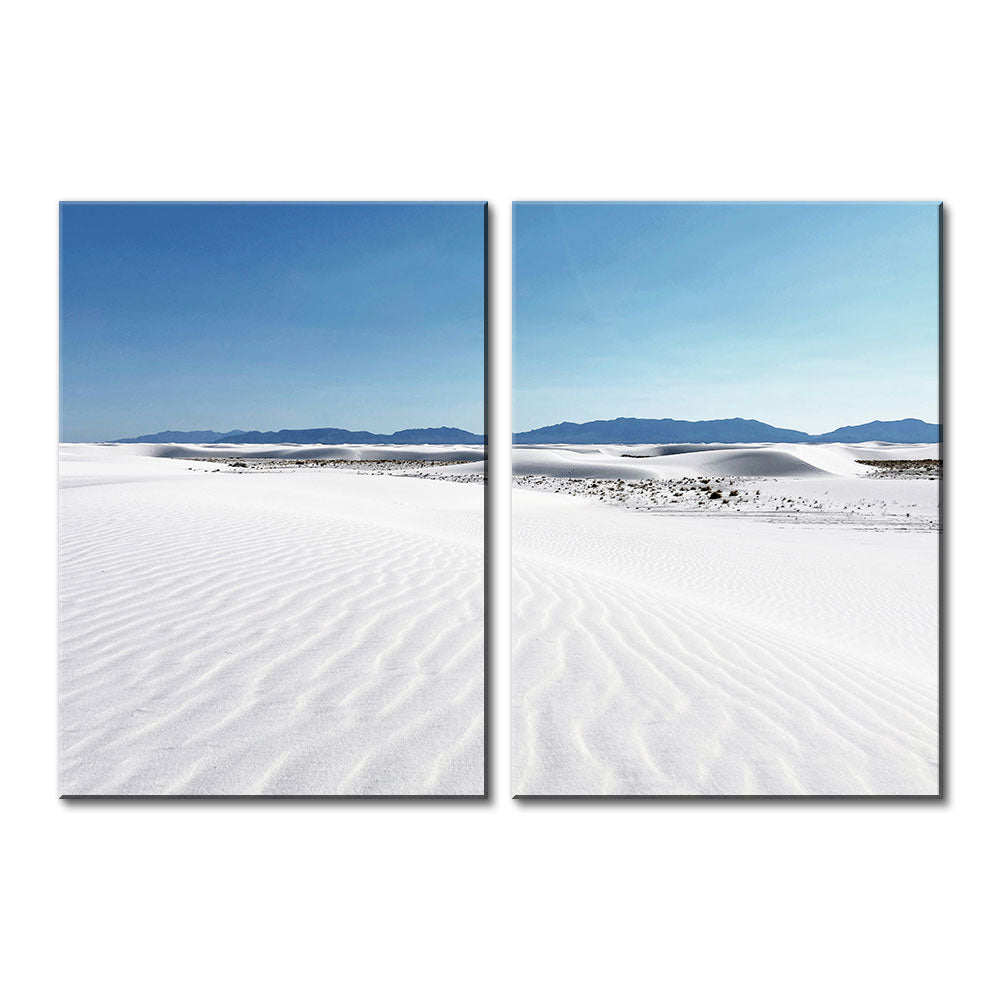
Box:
514, 202, 939, 434
61, 202, 484, 440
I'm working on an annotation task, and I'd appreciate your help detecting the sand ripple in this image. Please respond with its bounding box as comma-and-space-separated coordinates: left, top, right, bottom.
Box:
512, 490, 938, 795
60, 452, 484, 795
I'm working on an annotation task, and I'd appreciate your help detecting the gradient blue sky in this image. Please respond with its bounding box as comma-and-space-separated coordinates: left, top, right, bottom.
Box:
514, 202, 939, 434
61, 202, 484, 440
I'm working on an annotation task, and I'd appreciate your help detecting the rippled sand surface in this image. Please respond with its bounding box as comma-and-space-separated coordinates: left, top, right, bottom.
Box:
512, 443, 939, 796
59, 444, 484, 795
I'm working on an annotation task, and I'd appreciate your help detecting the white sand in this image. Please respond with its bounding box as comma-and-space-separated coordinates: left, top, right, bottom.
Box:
59, 443, 484, 795
512, 442, 939, 795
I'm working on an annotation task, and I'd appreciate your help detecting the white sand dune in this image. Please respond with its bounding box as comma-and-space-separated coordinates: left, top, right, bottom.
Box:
59, 444, 484, 795
93, 441, 487, 463
512, 443, 939, 796
513, 441, 938, 481
425, 460, 487, 477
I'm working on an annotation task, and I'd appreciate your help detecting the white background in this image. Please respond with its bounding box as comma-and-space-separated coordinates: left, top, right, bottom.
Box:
4, 2, 997, 996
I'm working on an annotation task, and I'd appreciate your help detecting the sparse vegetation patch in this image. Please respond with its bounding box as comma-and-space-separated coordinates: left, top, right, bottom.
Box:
856, 459, 940, 479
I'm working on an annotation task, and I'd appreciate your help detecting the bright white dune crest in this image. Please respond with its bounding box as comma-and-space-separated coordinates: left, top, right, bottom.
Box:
512, 440, 938, 480
512, 441, 939, 796
60, 443, 485, 795
138, 442, 486, 462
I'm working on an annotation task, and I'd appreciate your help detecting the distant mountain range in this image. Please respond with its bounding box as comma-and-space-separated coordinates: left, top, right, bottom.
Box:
111, 416, 939, 446
114, 426, 486, 445
111, 429, 248, 444
806, 419, 940, 443
513, 417, 940, 444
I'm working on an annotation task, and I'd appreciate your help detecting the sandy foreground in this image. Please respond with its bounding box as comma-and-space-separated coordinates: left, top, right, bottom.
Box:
59, 443, 485, 795
512, 442, 939, 796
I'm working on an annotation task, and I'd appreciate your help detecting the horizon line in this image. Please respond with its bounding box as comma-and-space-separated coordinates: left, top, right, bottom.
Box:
513, 414, 939, 432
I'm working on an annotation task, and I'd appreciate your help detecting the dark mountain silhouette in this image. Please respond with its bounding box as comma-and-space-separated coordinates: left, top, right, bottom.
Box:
513, 416, 939, 444
514, 417, 810, 444
807, 418, 940, 443
113, 430, 245, 444
114, 426, 485, 445
382, 427, 485, 444
113, 417, 938, 447
217, 426, 484, 445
